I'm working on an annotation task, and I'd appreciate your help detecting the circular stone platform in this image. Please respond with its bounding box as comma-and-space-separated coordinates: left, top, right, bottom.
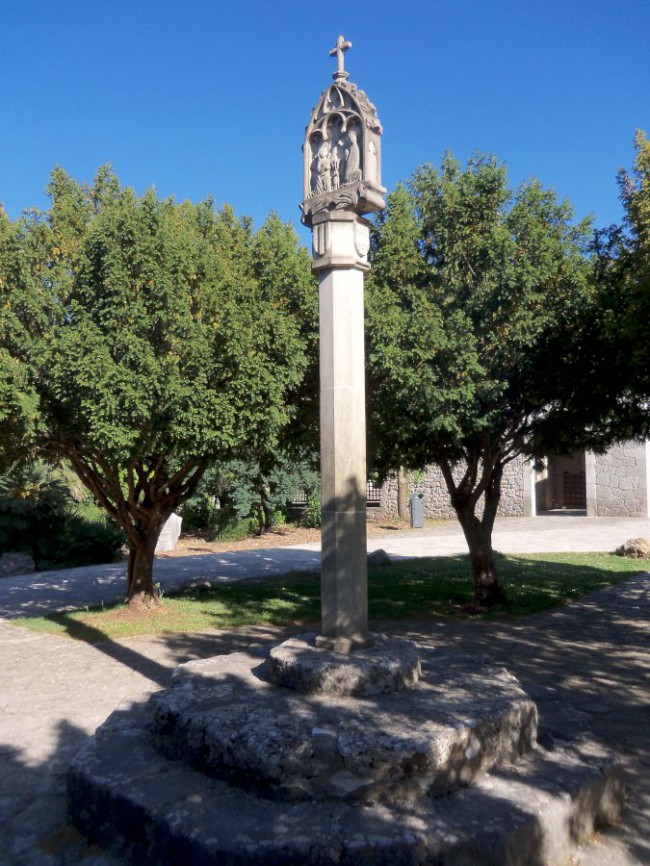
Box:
69, 647, 624, 866
148, 647, 538, 804
267, 632, 421, 696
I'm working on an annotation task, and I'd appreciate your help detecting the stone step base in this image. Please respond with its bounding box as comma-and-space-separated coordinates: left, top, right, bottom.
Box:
69, 700, 624, 866
148, 648, 538, 803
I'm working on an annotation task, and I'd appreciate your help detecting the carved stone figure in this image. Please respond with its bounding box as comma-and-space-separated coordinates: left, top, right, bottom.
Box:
330, 151, 341, 190
314, 142, 332, 195
344, 129, 362, 184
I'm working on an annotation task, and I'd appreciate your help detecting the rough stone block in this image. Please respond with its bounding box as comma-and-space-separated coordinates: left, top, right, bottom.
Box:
267, 633, 421, 695
155, 513, 182, 553
69, 698, 624, 866
147, 648, 537, 804
615, 537, 650, 558
0, 552, 36, 578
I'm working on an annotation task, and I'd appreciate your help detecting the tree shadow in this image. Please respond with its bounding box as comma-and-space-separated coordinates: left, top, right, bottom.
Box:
4, 571, 649, 864
66, 638, 630, 866
0, 721, 122, 866
391, 572, 650, 864
39, 616, 174, 688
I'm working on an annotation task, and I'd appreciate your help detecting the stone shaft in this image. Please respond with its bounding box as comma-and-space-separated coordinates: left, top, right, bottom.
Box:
316, 214, 369, 644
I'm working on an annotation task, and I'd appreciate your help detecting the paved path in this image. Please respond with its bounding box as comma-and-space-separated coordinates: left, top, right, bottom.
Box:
1, 516, 650, 864
1, 515, 649, 619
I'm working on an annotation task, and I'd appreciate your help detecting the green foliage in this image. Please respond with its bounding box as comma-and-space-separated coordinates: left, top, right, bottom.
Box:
366, 154, 596, 602
0, 462, 70, 564
367, 154, 594, 472
0, 210, 40, 471
231, 213, 319, 530
57, 508, 126, 568
620, 130, 650, 249
0, 168, 316, 599
0, 461, 124, 568
562, 129, 650, 446
609, 130, 650, 423
179, 490, 253, 542
181, 457, 320, 537
180, 492, 222, 534
302, 488, 322, 528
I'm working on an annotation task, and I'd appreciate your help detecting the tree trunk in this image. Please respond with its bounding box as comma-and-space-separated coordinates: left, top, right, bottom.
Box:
255, 478, 274, 535
451, 462, 507, 608
397, 466, 409, 523
456, 506, 505, 607
263, 500, 274, 532
126, 527, 162, 608
455, 507, 505, 606
254, 502, 265, 536
65, 453, 207, 607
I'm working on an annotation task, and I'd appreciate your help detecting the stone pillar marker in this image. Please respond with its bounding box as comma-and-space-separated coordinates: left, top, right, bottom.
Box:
301, 36, 386, 652
66, 37, 626, 864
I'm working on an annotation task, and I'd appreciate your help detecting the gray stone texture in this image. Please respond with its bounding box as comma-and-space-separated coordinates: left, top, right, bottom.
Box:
301, 39, 385, 227
595, 443, 649, 517
68, 665, 622, 866
317, 262, 369, 642
0, 551, 36, 578
267, 633, 422, 696
303, 37, 388, 647
2, 551, 649, 866
367, 547, 390, 566
146, 648, 537, 805
615, 537, 650, 558
372, 442, 650, 521
154, 513, 182, 553
378, 455, 525, 521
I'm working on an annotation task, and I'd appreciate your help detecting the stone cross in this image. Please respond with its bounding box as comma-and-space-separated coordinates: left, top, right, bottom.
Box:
329, 35, 352, 80
302, 38, 385, 654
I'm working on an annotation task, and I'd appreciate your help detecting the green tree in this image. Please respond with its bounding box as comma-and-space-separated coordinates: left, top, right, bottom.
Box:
242, 211, 319, 532
612, 130, 650, 412
0, 207, 40, 470
559, 130, 650, 449
366, 154, 595, 606
1, 168, 310, 605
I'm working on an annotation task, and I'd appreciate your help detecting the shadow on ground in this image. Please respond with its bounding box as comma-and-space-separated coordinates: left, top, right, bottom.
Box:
1, 574, 649, 864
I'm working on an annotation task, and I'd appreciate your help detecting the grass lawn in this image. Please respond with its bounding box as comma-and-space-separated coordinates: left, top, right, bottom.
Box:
14, 551, 647, 644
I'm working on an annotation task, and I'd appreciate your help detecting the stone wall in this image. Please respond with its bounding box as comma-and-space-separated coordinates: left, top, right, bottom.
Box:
594, 442, 649, 517
374, 455, 525, 521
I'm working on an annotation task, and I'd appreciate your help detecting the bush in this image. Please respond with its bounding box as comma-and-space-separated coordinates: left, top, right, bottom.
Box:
0, 462, 71, 566
211, 511, 255, 542
0, 462, 125, 569
55, 512, 125, 568
180, 497, 254, 542
302, 491, 322, 528
180, 493, 221, 534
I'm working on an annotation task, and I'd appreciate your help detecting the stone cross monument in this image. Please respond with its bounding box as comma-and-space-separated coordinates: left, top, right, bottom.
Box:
301, 36, 386, 651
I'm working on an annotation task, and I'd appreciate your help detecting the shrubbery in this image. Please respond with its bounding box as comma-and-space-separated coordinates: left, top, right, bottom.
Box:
180, 458, 321, 538
0, 462, 125, 569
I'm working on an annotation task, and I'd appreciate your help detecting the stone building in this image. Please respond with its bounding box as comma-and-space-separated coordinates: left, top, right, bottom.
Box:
529, 441, 650, 518
373, 442, 650, 520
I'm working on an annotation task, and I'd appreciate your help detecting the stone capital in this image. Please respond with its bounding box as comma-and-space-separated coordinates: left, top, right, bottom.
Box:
310, 211, 372, 274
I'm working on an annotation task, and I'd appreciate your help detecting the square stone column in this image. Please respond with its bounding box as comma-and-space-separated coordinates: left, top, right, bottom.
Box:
312, 211, 371, 649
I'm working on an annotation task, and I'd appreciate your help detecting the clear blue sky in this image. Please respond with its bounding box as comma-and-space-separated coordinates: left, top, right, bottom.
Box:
1, 0, 648, 246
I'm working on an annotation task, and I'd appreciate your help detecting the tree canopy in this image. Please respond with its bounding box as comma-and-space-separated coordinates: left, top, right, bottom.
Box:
0, 167, 316, 603
366, 152, 597, 605
558, 129, 650, 448
608, 130, 650, 418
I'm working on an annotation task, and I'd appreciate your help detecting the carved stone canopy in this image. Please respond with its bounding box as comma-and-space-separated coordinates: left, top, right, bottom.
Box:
301, 37, 386, 227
